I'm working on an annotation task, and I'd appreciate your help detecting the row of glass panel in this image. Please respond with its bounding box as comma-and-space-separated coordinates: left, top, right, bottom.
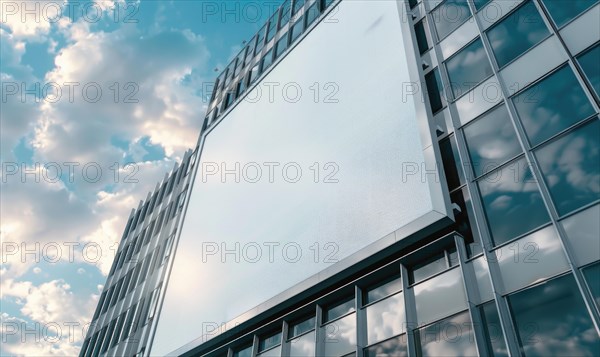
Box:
207, 0, 336, 126
212, 239, 600, 357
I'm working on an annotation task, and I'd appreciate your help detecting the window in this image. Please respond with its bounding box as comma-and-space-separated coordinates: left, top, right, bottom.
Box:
101, 319, 116, 353
244, 37, 256, 66
280, 0, 292, 28
415, 311, 477, 357
487, 1, 549, 67
321, 313, 356, 357
266, 12, 279, 43
293, 0, 304, 15
507, 274, 600, 356
409, 245, 457, 284
275, 33, 289, 60
451, 188, 482, 257
288, 315, 316, 356
577, 43, 600, 97
583, 262, 600, 309
409, 0, 418, 9
439, 135, 466, 190
324, 297, 355, 322
93, 327, 107, 356
477, 158, 550, 246
290, 16, 304, 43
479, 302, 509, 357
364, 334, 408, 357
234, 345, 253, 357
111, 312, 126, 348
261, 50, 274, 74
473, 0, 492, 10
463, 104, 521, 177
364, 274, 402, 305
365, 292, 405, 345
258, 331, 282, 356
513, 65, 595, 147
121, 304, 137, 342
535, 120, 600, 216
562, 204, 600, 268
414, 19, 429, 55
425, 69, 444, 113
446, 38, 493, 98
431, 0, 471, 40
305, 2, 320, 27
249, 64, 260, 85
255, 25, 267, 55
541, 0, 597, 27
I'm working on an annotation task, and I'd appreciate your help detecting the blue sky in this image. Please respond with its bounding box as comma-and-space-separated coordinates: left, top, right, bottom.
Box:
0, 0, 281, 354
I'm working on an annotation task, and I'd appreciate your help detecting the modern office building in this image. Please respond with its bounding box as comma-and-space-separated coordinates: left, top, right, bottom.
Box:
82, 0, 600, 356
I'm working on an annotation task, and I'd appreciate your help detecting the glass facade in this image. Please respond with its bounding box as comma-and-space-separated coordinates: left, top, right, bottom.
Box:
85, 0, 600, 356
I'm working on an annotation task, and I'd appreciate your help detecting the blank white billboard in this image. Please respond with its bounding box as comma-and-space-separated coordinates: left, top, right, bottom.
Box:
150, 1, 450, 355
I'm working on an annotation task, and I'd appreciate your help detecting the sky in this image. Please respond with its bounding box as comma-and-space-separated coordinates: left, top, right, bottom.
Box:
0, 0, 281, 355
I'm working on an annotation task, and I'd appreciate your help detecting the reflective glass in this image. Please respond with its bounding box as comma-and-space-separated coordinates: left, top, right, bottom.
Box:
478, 158, 550, 245
535, 120, 600, 216
513, 65, 595, 146
415, 311, 477, 356
322, 313, 356, 357
364, 334, 408, 357
508, 274, 600, 356
473, 0, 492, 10
280, 1, 291, 28
463, 104, 521, 177
479, 302, 509, 357
446, 38, 493, 98
290, 17, 304, 43
306, 3, 320, 27
562, 204, 600, 267
451, 189, 483, 257
259, 331, 282, 352
578, 44, 600, 97
365, 292, 405, 344
410, 250, 447, 284
275, 33, 289, 59
289, 316, 316, 338
293, 0, 305, 14
440, 135, 466, 190
415, 20, 429, 55
495, 225, 569, 294
425, 69, 444, 113
234, 345, 253, 357
261, 50, 274, 73
431, 0, 471, 40
365, 276, 402, 304
257, 345, 281, 357
414, 268, 468, 326
583, 262, 600, 309
471, 256, 493, 303
542, 0, 598, 27
255, 25, 267, 55
289, 330, 315, 357
266, 13, 279, 43
325, 298, 355, 322
487, 1, 550, 67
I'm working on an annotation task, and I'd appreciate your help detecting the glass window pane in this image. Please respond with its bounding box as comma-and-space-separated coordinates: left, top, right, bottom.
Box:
535, 120, 600, 216
431, 0, 471, 40
325, 298, 355, 322
495, 225, 569, 294
478, 158, 550, 245
410, 250, 447, 284
280, 1, 292, 28
562, 204, 600, 267
415, 311, 477, 357
577, 44, 600, 97
446, 38, 493, 98
293, 0, 304, 14
364, 334, 408, 357
463, 104, 521, 177
322, 313, 356, 357
259, 331, 282, 352
261, 50, 274, 73
487, 1, 550, 67
365, 276, 402, 304
275, 33, 289, 59
440, 135, 466, 190
474, 0, 492, 10
479, 302, 509, 357
582, 262, 600, 309
513, 65, 595, 146
290, 316, 316, 338
471, 256, 493, 303
508, 274, 600, 356
257, 345, 281, 357
414, 268, 468, 326
425, 69, 444, 113
451, 189, 483, 257
365, 292, 405, 344
290, 16, 305, 43
306, 3, 320, 27
266, 13, 279, 43
415, 20, 429, 55
542, 0, 597, 27
255, 25, 267, 55
234, 345, 253, 357
289, 330, 315, 357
